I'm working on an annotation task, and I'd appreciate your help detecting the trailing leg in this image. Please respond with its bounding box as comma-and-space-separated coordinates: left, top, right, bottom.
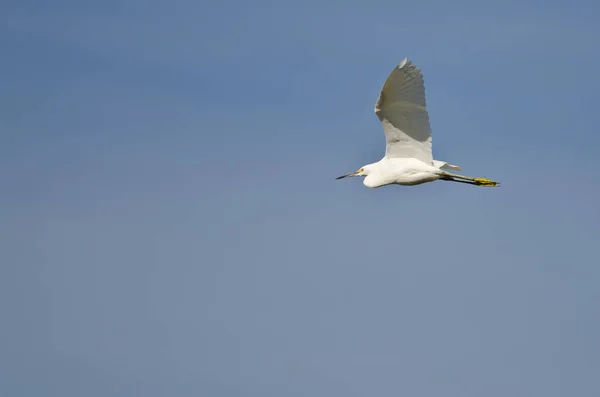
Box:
440, 172, 500, 187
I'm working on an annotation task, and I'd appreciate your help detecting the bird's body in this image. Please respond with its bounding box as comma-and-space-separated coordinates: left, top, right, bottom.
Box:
361, 158, 441, 188
336, 58, 499, 188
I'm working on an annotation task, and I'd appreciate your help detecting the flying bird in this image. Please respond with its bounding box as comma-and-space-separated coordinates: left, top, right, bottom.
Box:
336, 58, 499, 188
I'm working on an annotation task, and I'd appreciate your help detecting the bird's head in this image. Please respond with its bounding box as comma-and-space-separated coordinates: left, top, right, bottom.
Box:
335, 165, 371, 180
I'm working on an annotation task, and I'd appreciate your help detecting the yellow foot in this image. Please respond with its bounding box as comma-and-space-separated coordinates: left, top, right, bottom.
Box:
474, 177, 500, 187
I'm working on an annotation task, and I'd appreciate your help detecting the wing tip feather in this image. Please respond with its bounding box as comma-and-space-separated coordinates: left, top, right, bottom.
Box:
398, 57, 409, 68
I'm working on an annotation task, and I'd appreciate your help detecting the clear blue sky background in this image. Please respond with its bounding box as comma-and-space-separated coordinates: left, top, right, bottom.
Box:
2, 0, 600, 396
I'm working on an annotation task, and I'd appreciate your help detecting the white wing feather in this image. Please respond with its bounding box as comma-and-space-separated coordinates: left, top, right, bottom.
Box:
374, 58, 433, 163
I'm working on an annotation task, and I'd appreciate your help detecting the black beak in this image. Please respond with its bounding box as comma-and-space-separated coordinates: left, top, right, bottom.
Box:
335, 172, 357, 180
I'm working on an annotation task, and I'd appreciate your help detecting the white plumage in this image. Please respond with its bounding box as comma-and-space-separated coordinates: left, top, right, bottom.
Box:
336, 58, 499, 188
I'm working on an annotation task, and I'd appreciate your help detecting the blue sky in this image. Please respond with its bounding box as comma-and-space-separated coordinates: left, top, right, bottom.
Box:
2, 0, 600, 396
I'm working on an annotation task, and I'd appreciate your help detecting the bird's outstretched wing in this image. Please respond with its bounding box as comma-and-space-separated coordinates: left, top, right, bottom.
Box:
374, 58, 433, 163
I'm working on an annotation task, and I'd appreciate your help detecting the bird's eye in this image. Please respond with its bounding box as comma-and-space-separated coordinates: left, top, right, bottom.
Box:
358, 168, 364, 173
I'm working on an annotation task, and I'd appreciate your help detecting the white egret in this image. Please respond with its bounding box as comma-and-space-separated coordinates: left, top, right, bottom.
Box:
336, 58, 499, 188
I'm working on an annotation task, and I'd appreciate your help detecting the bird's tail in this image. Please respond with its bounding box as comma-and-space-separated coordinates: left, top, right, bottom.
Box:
433, 160, 462, 171
440, 172, 500, 187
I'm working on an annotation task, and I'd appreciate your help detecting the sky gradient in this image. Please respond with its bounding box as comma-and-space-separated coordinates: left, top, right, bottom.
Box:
2, 0, 600, 396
